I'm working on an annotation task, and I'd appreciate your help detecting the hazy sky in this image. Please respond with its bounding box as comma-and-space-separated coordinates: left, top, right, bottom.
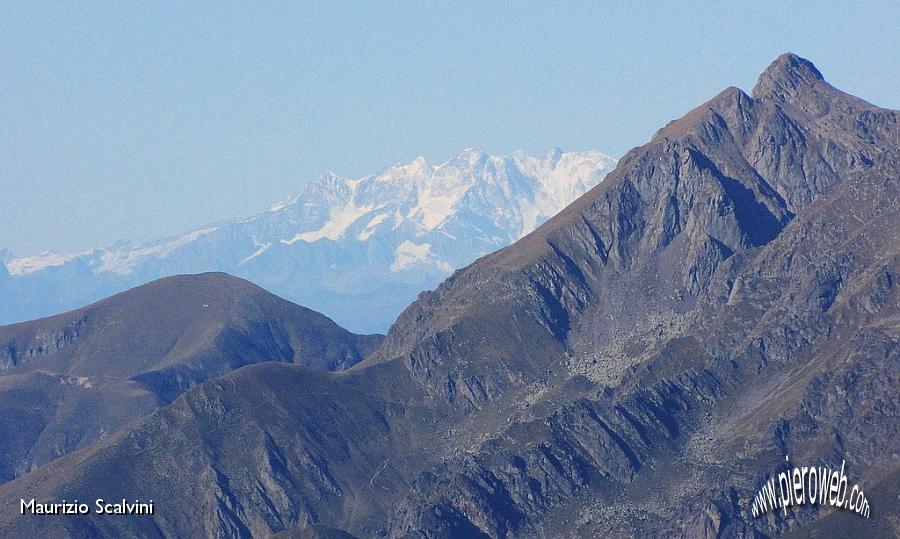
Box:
2, 1, 898, 256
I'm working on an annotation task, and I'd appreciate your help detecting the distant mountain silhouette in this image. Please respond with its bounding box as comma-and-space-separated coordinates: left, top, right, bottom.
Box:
1, 149, 614, 333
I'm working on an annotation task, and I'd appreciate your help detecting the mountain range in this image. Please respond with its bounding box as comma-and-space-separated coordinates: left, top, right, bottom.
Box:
0, 53, 897, 537
0, 148, 615, 334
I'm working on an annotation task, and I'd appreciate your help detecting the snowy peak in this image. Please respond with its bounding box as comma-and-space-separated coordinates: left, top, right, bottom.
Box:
261, 148, 615, 246
447, 147, 487, 168
2, 148, 615, 332
6, 148, 616, 274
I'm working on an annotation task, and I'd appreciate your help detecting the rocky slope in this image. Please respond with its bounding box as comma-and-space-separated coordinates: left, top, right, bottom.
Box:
0, 149, 615, 333
0, 54, 897, 537
0, 272, 381, 484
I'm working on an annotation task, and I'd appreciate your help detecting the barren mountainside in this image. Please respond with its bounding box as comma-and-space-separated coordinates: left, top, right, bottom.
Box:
0, 272, 381, 485
0, 54, 897, 538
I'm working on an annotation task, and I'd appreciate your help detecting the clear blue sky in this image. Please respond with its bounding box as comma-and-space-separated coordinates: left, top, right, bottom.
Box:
2, 1, 898, 255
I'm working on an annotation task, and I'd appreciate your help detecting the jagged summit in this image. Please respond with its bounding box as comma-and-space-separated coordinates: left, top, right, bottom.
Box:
0, 148, 615, 333
759, 52, 824, 81
752, 52, 825, 99
449, 147, 486, 162
652, 54, 833, 144
650, 85, 753, 142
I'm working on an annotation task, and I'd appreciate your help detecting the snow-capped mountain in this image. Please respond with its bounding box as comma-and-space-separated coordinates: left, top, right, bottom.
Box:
1, 148, 615, 332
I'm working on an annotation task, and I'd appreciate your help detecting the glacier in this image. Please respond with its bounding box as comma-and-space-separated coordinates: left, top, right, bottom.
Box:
1, 148, 615, 333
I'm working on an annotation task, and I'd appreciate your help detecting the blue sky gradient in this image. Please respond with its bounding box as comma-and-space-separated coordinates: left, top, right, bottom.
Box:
2, 1, 898, 255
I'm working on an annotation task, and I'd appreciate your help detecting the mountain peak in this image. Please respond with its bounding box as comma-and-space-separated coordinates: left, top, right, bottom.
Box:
650, 85, 752, 143
405, 155, 432, 175
0, 271, 381, 377
752, 52, 825, 101
0, 147, 616, 332
450, 147, 486, 166
544, 147, 563, 166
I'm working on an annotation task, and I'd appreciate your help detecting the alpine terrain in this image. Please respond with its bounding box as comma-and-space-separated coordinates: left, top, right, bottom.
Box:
0, 149, 615, 334
0, 272, 381, 485
0, 54, 897, 538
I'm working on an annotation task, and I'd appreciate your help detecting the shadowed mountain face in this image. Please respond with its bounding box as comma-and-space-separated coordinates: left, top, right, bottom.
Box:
0, 54, 897, 538
0, 272, 382, 484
